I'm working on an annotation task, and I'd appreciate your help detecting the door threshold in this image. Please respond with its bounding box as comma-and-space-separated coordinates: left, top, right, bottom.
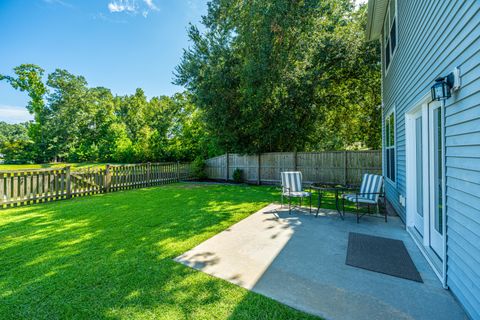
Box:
407, 226, 445, 286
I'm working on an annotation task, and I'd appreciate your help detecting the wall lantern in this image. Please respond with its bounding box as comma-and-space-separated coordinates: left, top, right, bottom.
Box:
431, 67, 461, 101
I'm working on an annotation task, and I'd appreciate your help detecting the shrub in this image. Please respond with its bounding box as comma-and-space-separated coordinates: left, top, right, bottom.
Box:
192, 157, 207, 180
232, 168, 244, 183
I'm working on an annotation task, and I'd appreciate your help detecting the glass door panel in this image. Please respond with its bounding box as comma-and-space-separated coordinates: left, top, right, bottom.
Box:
430, 104, 444, 258
414, 114, 424, 236
434, 108, 443, 235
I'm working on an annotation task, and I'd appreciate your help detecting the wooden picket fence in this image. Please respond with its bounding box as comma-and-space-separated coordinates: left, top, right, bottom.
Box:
0, 162, 193, 208
205, 151, 382, 186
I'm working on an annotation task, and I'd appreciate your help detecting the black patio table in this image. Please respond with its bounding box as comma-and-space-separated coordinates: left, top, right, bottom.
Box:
310, 183, 355, 220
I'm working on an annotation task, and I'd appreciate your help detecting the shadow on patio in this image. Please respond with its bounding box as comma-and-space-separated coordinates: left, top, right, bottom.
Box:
175, 204, 467, 320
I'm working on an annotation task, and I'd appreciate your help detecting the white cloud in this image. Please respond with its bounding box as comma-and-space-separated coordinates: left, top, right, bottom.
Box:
43, 0, 74, 8
0, 105, 33, 124
107, 0, 158, 17
108, 0, 137, 13
143, 0, 159, 11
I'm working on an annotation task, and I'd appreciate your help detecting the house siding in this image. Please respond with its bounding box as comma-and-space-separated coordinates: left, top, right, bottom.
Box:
381, 0, 480, 318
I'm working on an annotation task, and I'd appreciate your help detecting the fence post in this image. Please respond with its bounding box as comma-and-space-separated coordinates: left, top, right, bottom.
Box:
146, 162, 151, 187
176, 161, 180, 181
105, 164, 111, 193
293, 150, 298, 171
257, 154, 261, 185
344, 151, 348, 185
225, 153, 229, 182
65, 166, 71, 199
0, 172, 4, 206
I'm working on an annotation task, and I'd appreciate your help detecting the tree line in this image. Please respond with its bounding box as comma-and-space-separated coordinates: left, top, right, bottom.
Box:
175, 0, 381, 154
0, 65, 218, 164
1, 0, 380, 165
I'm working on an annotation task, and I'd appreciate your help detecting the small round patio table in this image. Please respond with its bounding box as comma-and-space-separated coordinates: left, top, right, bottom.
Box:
310, 184, 353, 220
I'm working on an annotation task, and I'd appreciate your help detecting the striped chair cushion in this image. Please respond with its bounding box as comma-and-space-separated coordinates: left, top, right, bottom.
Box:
281, 171, 304, 194
343, 194, 378, 204
358, 173, 384, 202
288, 191, 311, 197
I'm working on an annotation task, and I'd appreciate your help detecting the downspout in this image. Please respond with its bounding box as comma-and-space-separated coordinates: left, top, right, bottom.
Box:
380, 36, 386, 219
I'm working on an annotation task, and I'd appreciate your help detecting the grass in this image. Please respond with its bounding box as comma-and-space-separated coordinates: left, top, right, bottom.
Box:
0, 162, 107, 171
0, 183, 322, 319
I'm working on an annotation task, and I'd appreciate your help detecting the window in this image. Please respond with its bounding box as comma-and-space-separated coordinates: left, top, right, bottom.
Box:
383, 0, 397, 72
385, 111, 395, 182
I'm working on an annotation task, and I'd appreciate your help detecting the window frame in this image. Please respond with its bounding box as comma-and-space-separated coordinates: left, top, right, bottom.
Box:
384, 107, 396, 184
383, 0, 398, 75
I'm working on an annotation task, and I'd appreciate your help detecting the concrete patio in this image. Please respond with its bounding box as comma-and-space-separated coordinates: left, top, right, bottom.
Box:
175, 204, 468, 320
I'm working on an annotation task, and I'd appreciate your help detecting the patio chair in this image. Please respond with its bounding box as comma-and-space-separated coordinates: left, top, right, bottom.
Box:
280, 171, 312, 214
342, 173, 386, 223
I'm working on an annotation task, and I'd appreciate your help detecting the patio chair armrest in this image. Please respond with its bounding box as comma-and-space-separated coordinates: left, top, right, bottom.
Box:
355, 191, 385, 196
338, 186, 359, 194
342, 186, 358, 192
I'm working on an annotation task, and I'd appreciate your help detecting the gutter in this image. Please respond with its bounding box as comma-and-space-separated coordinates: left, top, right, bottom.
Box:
366, 0, 376, 41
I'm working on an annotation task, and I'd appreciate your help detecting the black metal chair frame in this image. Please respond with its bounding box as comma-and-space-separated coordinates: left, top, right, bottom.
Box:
281, 185, 312, 215
341, 190, 387, 223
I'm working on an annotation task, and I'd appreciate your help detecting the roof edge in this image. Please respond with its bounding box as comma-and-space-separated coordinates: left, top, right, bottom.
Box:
366, 0, 387, 41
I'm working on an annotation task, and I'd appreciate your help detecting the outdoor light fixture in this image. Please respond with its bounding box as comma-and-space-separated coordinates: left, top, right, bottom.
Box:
431, 77, 451, 101
431, 67, 461, 101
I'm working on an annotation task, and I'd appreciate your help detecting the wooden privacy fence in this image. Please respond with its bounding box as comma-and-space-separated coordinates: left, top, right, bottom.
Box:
0, 162, 193, 208
205, 151, 382, 186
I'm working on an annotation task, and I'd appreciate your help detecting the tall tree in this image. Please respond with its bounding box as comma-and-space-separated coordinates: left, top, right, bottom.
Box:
0, 64, 49, 161
46, 69, 91, 161
175, 0, 381, 153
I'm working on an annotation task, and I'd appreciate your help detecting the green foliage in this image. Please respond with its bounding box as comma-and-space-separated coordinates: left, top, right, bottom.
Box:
2, 2, 381, 164
0, 121, 33, 163
0, 64, 49, 161
191, 157, 207, 180
1, 66, 221, 164
233, 168, 244, 183
175, 0, 381, 153
0, 162, 107, 170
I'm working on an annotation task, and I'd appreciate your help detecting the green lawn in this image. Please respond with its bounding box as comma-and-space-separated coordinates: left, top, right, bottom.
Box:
0, 183, 322, 319
0, 162, 107, 171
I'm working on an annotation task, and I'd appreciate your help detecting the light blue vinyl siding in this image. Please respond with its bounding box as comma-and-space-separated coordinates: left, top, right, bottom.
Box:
381, 0, 480, 318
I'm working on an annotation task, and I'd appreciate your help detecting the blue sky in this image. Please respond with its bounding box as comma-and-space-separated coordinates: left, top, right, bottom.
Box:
0, 0, 208, 123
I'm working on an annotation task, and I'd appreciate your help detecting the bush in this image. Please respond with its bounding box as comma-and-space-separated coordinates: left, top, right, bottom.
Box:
192, 157, 207, 180
232, 168, 244, 183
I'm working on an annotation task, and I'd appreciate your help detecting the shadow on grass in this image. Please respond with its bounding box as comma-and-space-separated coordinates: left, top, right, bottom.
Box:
226, 290, 319, 320
0, 183, 319, 319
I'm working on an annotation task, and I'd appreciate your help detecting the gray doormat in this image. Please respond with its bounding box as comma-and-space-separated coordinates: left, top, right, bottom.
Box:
346, 232, 423, 283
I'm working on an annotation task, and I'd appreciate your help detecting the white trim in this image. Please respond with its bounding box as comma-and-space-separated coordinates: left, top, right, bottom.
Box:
428, 102, 444, 259
407, 227, 444, 282
405, 94, 429, 233
384, 106, 396, 185
405, 106, 428, 236
406, 92, 430, 114
383, 0, 398, 76
405, 93, 447, 288
441, 99, 448, 289
366, 0, 389, 41
421, 104, 429, 241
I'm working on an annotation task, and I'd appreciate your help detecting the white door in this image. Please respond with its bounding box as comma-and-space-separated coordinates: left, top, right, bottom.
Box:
412, 109, 424, 236
429, 102, 444, 258
407, 99, 445, 262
